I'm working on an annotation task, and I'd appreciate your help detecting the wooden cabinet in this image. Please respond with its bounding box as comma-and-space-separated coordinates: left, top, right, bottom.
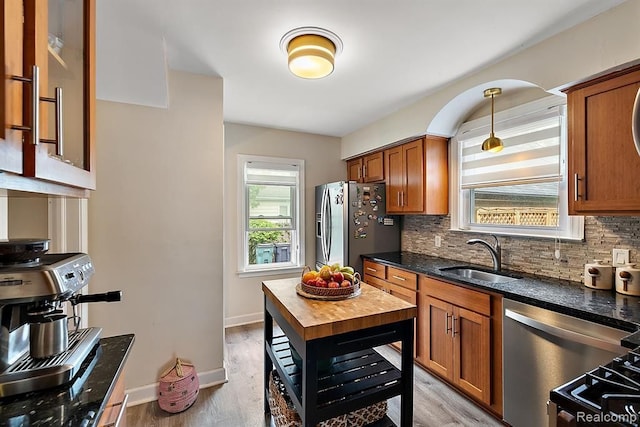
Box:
419, 275, 502, 415
97, 370, 128, 427
346, 151, 384, 183
566, 64, 640, 214
362, 259, 503, 416
384, 135, 448, 214
363, 260, 418, 356
1, 0, 96, 195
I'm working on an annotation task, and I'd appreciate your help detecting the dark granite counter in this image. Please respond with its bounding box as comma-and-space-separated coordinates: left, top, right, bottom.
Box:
0, 334, 134, 427
363, 251, 640, 344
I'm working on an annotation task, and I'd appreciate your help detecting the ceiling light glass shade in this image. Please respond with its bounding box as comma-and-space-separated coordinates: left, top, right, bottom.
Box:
287, 34, 336, 79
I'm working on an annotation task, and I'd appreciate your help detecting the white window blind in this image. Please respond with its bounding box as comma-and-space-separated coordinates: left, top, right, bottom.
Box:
459, 106, 563, 189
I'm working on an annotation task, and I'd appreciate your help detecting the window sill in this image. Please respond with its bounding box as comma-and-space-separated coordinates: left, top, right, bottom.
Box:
451, 225, 584, 241
238, 265, 304, 279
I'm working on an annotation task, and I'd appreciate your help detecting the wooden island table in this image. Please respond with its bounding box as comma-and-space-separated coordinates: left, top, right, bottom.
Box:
263, 278, 417, 427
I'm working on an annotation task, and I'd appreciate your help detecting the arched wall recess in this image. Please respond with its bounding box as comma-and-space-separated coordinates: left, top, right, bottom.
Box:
425, 79, 556, 137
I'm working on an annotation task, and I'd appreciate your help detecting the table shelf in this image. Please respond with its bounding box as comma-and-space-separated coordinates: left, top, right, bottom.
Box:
268, 334, 402, 415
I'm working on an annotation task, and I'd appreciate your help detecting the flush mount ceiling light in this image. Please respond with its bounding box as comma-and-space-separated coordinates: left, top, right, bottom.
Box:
481, 87, 504, 153
280, 27, 343, 79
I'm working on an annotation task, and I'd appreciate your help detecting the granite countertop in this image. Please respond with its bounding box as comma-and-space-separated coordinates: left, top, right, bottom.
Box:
362, 251, 640, 348
0, 334, 135, 426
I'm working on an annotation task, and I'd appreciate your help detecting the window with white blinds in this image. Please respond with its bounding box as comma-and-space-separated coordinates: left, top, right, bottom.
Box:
237, 155, 305, 274
451, 96, 583, 240
459, 107, 562, 189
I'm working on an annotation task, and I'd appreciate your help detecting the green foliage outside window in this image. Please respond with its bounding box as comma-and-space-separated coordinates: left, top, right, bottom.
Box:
248, 219, 288, 264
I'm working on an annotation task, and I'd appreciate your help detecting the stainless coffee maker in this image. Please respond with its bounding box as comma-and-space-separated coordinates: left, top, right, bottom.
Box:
0, 239, 120, 397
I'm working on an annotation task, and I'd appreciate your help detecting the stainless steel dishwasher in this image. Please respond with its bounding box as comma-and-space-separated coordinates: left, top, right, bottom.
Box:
502, 299, 629, 427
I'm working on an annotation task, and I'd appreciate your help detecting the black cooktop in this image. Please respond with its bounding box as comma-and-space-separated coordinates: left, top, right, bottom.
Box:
551, 348, 640, 426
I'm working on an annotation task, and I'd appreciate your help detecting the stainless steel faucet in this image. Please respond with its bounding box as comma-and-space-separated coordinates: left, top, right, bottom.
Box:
467, 234, 501, 271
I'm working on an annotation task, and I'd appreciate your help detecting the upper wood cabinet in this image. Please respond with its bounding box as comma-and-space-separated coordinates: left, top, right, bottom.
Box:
1, 0, 95, 194
346, 151, 384, 183
566, 64, 640, 214
384, 135, 448, 214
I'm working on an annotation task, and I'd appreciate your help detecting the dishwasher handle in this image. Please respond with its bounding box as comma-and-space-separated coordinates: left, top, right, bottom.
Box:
504, 308, 624, 354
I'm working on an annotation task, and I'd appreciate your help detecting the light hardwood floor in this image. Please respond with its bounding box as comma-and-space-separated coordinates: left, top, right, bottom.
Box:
126, 323, 503, 426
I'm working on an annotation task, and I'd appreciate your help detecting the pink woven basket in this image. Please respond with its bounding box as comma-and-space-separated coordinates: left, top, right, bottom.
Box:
158, 358, 199, 414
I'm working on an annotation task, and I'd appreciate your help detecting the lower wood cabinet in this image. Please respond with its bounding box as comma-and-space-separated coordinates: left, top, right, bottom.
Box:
361, 259, 503, 416
422, 295, 490, 404
363, 260, 417, 357
418, 275, 502, 416
97, 370, 128, 427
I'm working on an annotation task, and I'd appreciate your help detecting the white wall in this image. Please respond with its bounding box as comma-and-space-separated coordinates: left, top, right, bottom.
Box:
342, 0, 640, 158
7, 197, 48, 238
89, 70, 224, 402
223, 123, 342, 326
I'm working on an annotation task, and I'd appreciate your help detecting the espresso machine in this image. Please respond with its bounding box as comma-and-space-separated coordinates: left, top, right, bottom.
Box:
0, 239, 120, 397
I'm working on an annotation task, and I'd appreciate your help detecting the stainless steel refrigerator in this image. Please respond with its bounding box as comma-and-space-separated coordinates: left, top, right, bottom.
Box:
315, 181, 400, 275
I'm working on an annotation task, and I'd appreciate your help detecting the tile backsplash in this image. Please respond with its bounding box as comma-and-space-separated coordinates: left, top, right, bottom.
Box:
402, 215, 639, 283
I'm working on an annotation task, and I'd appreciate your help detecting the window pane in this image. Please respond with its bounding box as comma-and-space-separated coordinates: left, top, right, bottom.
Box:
248, 184, 292, 218
248, 230, 292, 265
471, 182, 559, 227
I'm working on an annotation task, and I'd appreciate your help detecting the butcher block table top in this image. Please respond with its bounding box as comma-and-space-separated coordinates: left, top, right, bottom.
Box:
262, 278, 417, 341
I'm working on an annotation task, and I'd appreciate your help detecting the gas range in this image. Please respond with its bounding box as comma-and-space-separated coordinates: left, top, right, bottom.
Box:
550, 347, 640, 426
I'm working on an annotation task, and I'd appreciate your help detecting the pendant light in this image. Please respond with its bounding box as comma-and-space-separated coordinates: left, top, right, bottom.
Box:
481, 88, 503, 152
280, 27, 343, 79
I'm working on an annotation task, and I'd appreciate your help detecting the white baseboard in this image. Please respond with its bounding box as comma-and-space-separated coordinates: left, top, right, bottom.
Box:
126, 366, 228, 407
224, 312, 263, 328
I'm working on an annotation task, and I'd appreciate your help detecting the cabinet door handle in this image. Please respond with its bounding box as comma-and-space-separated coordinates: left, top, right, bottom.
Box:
10, 65, 40, 146
363, 165, 367, 179
103, 393, 129, 427
445, 312, 451, 335
366, 267, 377, 273
451, 316, 458, 337
574, 174, 582, 201
633, 86, 640, 157
391, 275, 406, 281
401, 191, 405, 207
40, 87, 64, 156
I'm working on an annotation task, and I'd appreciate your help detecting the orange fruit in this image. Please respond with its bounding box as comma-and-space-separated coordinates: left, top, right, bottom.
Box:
302, 270, 318, 284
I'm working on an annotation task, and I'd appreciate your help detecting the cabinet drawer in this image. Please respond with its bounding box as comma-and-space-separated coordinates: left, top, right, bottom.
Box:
363, 260, 386, 280
97, 372, 128, 427
363, 274, 388, 291
387, 267, 417, 290
387, 281, 417, 305
420, 275, 490, 316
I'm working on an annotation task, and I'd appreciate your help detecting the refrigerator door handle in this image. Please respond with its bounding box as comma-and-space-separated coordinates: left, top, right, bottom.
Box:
320, 187, 330, 263
324, 187, 332, 262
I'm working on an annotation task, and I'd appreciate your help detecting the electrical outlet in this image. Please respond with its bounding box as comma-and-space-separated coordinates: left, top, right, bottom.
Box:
612, 248, 630, 266
435, 235, 442, 248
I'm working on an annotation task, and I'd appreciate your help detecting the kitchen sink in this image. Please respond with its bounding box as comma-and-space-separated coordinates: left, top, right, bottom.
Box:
439, 266, 521, 283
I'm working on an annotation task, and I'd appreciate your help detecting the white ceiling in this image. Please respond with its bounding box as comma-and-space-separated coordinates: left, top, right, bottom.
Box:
96, 0, 627, 137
